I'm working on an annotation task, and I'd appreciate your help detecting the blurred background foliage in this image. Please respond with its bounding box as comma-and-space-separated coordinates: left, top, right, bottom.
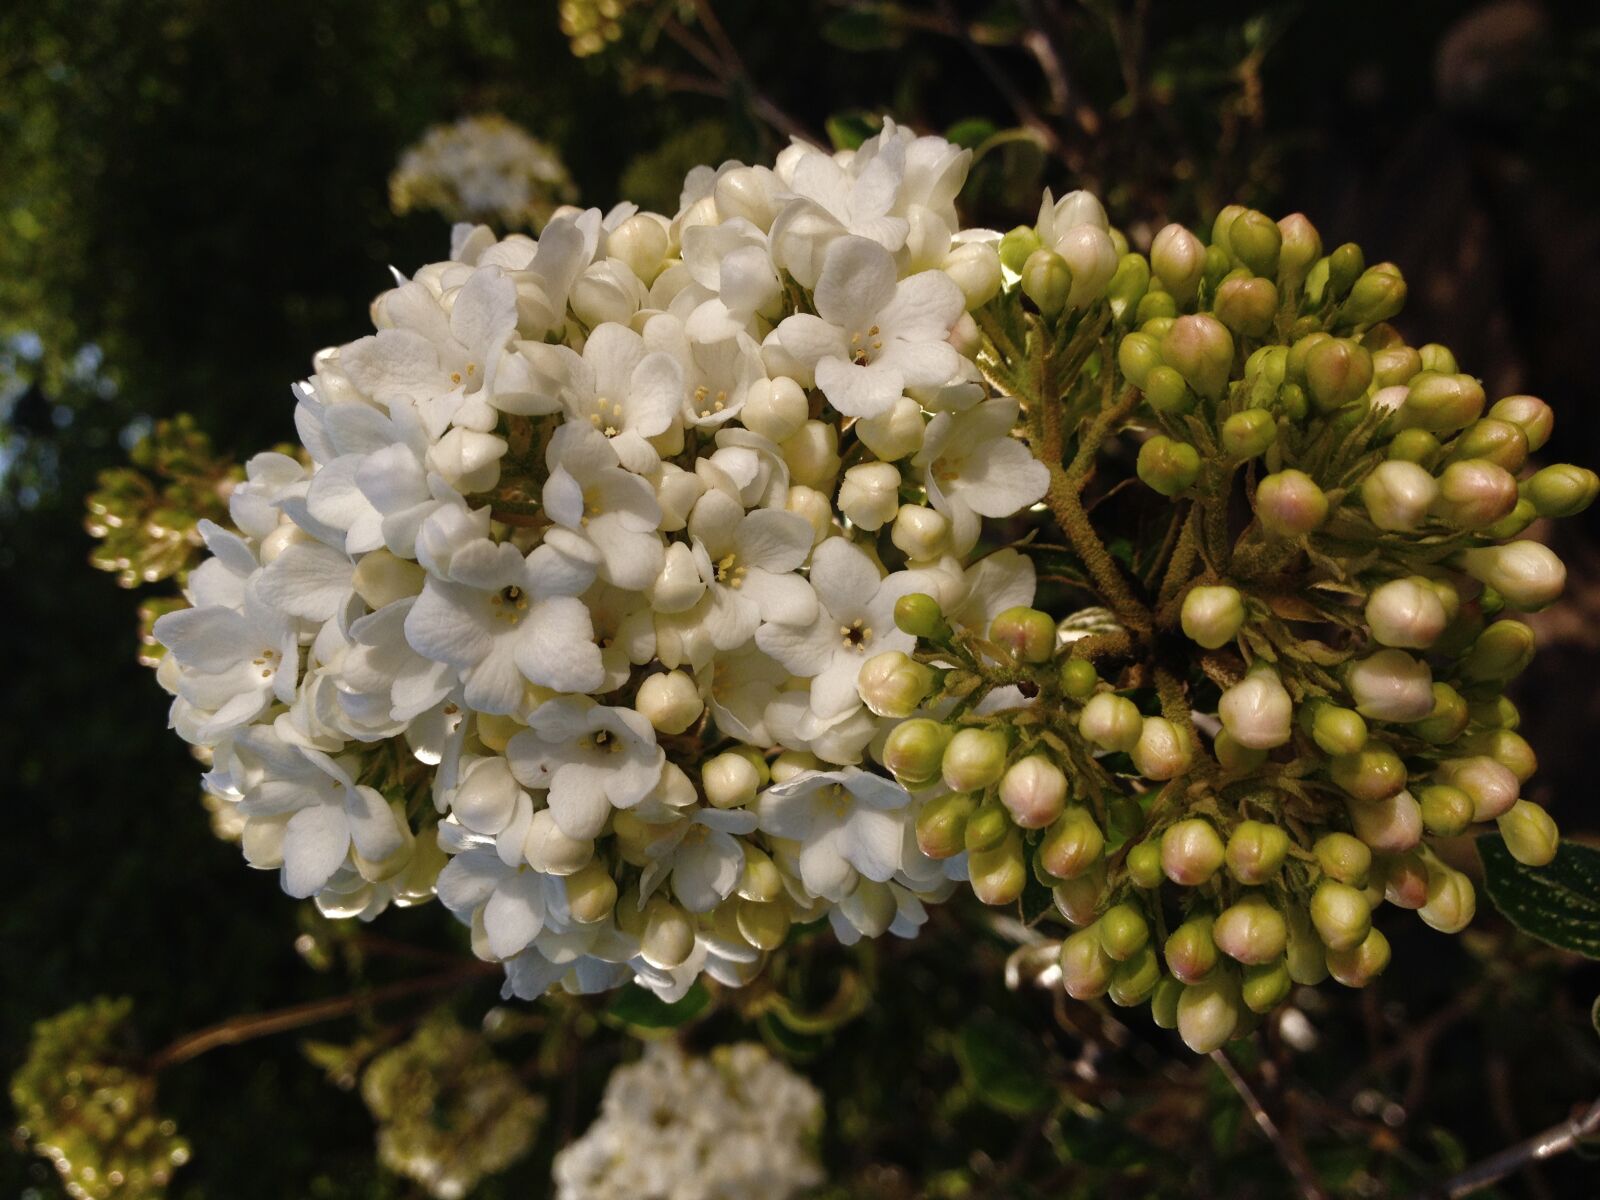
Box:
5, 0, 1600, 1196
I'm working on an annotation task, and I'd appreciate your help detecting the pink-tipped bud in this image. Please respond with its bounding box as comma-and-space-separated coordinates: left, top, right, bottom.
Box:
1150, 223, 1206, 303
1419, 862, 1476, 933
1060, 926, 1114, 999
1459, 541, 1566, 611
1226, 820, 1290, 884
1256, 469, 1329, 537
1326, 927, 1391, 987
989, 606, 1057, 663
1432, 459, 1519, 530
1165, 914, 1220, 984
1078, 692, 1144, 753
1487, 394, 1554, 452
1361, 460, 1438, 532
1346, 648, 1434, 723
1380, 852, 1429, 910
1161, 819, 1226, 886
1213, 895, 1289, 965
1309, 880, 1372, 952
1131, 717, 1193, 781
1161, 314, 1235, 399
857, 651, 936, 719
999, 755, 1068, 829
1435, 755, 1520, 821
1347, 789, 1423, 854
1038, 806, 1105, 880
1365, 576, 1448, 649
1218, 664, 1293, 750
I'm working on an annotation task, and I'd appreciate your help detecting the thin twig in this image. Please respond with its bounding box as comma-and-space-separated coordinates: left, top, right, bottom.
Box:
1412, 1097, 1600, 1200
146, 962, 499, 1072
1210, 1048, 1329, 1200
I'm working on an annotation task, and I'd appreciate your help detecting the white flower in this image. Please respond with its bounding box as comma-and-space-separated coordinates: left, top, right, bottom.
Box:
772, 235, 965, 418
642, 314, 764, 428
435, 822, 572, 960
404, 534, 604, 715
915, 396, 1049, 553
541, 423, 665, 590
638, 805, 760, 912
683, 488, 817, 652
756, 536, 928, 721
507, 698, 665, 839
755, 767, 912, 901
539, 322, 683, 471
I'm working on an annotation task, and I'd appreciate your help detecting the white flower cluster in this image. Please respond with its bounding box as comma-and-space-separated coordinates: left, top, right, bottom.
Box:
155, 118, 1053, 1001
390, 113, 578, 230
551, 1041, 823, 1200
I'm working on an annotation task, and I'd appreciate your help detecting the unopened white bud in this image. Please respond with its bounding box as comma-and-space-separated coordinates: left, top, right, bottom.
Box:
636, 670, 703, 734
702, 751, 761, 809
569, 259, 646, 328
1459, 541, 1566, 611
998, 755, 1068, 829
1181, 585, 1246, 649
855, 396, 925, 461
1361, 459, 1438, 532
1365, 576, 1448, 649
1218, 665, 1293, 749
1053, 223, 1118, 308
452, 756, 522, 835
856, 650, 936, 719
837, 462, 902, 531
785, 484, 834, 544
890, 504, 951, 562
1150, 223, 1206, 303
1131, 717, 1193, 781
1078, 692, 1144, 753
781, 420, 841, 490
943, 241, 1003, 310
351, 548, 426, 610
648, 542, 707, 614
607, 214, 670, 285
740, 375, 808, 442
1347, 649, 1434, 722
714, 165, 778, 229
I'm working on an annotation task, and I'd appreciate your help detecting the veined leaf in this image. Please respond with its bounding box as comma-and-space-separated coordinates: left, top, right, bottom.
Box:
1479, 835, 1600, 959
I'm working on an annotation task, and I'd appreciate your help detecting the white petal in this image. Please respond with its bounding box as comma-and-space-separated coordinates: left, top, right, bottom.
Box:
281, 804, 350, 898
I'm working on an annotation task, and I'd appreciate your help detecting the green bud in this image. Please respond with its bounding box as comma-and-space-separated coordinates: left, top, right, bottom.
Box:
1400, 371, 1486, 433
1165, 913, 1220, 983
893, 592, 948, 639
1419, 861, 1476, 933
1387, 427, 1441, 465
1276, 213, 1322, 282
989, 606, 1056, 663
1411, 683, 1470, 745
1137, 435, 1201, 496
1039, 805, 1105, 880
1305, 338, 1374, 412
1213, 895, 1288, 965
1220, 408, 1277, 460
1339, 263, 1407, 326
1327, 243, 1365, 298
998, 755, 1067, 829
1372, 344, 1423, 388
1021, 248, 1072, 316
1228, 210, 1283, 277
881, 718, 951, 787
1161, 818, 1226, 886
1286, 330, 1331, 384
1108, 945, 1163, 1007
1309, 880, 1372, 952
1052, 864, 1107, 926
1214, 728, 1269, 773
1210, 205, 1247, 252
1315, 832, 1373, 886
1215, 276, 1278, 337
1310, 703, 1368, 756
1060, 926, 1114, 999
1449, 418, 1529, 472
969, 830, 1028, 905
1150, 976, 1184, 1028
1326, 927, 1390, 987
1473, 728, 1537, 783
1242, 959, 1293, 1014
1177, 973, 1242, 1054
1059, 657, 1098, 700
1418, 785, 1474, 837
1150, 223, 1206, 303
1526, 463, 1600, 519
1126, 840, 1164, 889
1329, 744, 1407, 803
1416, 342, 1457, 373
1284, 907, 1330, 985
1255, 469, 1328, 537
964, 798, 1012, 854
1142, 365, 1194, 414
1487, 394, 1553, 452
1225, 820, 1290, 885
1106, 252, 1151, 324
1161, 314, 1235, 399
998, 224, 1041, 274
1078, 691, 1144, 752
1480, 498, 1539, 541
1137, 291, 1179, 324
1098, 903, 1151, 961
1460, 619, 1536, 683
917, 791, 977, 859
1118, 331, 1164, 389
1433, 459, 1519, 530
1497, 799, 1559, 867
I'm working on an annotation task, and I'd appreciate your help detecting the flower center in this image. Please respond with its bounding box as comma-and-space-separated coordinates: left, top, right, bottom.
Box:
491, 585, 529, 625
839, 619, 872, 653
584, 728, 622, 754
932, 456, 961, 486
693, 384, 729, 418
848, 324, 883, 367
449, 362, 479, 386
823, 783, 851, 817
589, 397, 625, 437
714, 553, 747, 588
251, 647, 280, 679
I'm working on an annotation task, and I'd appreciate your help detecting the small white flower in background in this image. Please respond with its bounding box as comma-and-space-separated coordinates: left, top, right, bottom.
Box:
390, 113, 577, 231
552, 1042, 823, 1200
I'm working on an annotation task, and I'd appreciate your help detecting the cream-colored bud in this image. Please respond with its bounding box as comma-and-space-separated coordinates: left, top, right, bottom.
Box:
855, 395, 925, 461
1218, 665, 1293, 750
1078, 692, 1144, 752
702, 751, 761, 809
943, 241, 1003, 309
1365, 576, 1447, 649
1053, 223, 1118, 308
739, 375, 808, 442
523, 809, 594, 876
647, 542, 707, 614
781, 420, 841, 490
641, 896, 696, 969
351, 548, 425, 609
1347, 649, 1434, 723
1497, 799, 1559, 866
1180, 585, 1246, 649
636, 670, 703, 734
837, 461, 902, 531
565, 860, 619, 923
1131, 716, 1193, 781
890, 504, 951, 562
998, 755, 1068, 829
714, 166, 777, 229
857, 650, 935, 719
1459, 541, 1566, 611
608, 214, 670, 285
1361, 460, 1438, 532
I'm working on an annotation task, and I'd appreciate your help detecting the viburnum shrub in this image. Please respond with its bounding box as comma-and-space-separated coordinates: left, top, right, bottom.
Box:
113, 119, 1592, 1052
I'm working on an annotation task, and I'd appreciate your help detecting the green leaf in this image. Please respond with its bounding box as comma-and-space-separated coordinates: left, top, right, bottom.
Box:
823, 111, 878, 152
955, 1015, 1053, 1116
1479, 835, 1600, 958
603, 981, 711, 1031
945, 118, 998, 149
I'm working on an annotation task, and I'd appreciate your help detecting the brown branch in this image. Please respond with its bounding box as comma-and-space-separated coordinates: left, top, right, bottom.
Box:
1412, 1097, 1600, 1200
1211, 1047, 1329, 1200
